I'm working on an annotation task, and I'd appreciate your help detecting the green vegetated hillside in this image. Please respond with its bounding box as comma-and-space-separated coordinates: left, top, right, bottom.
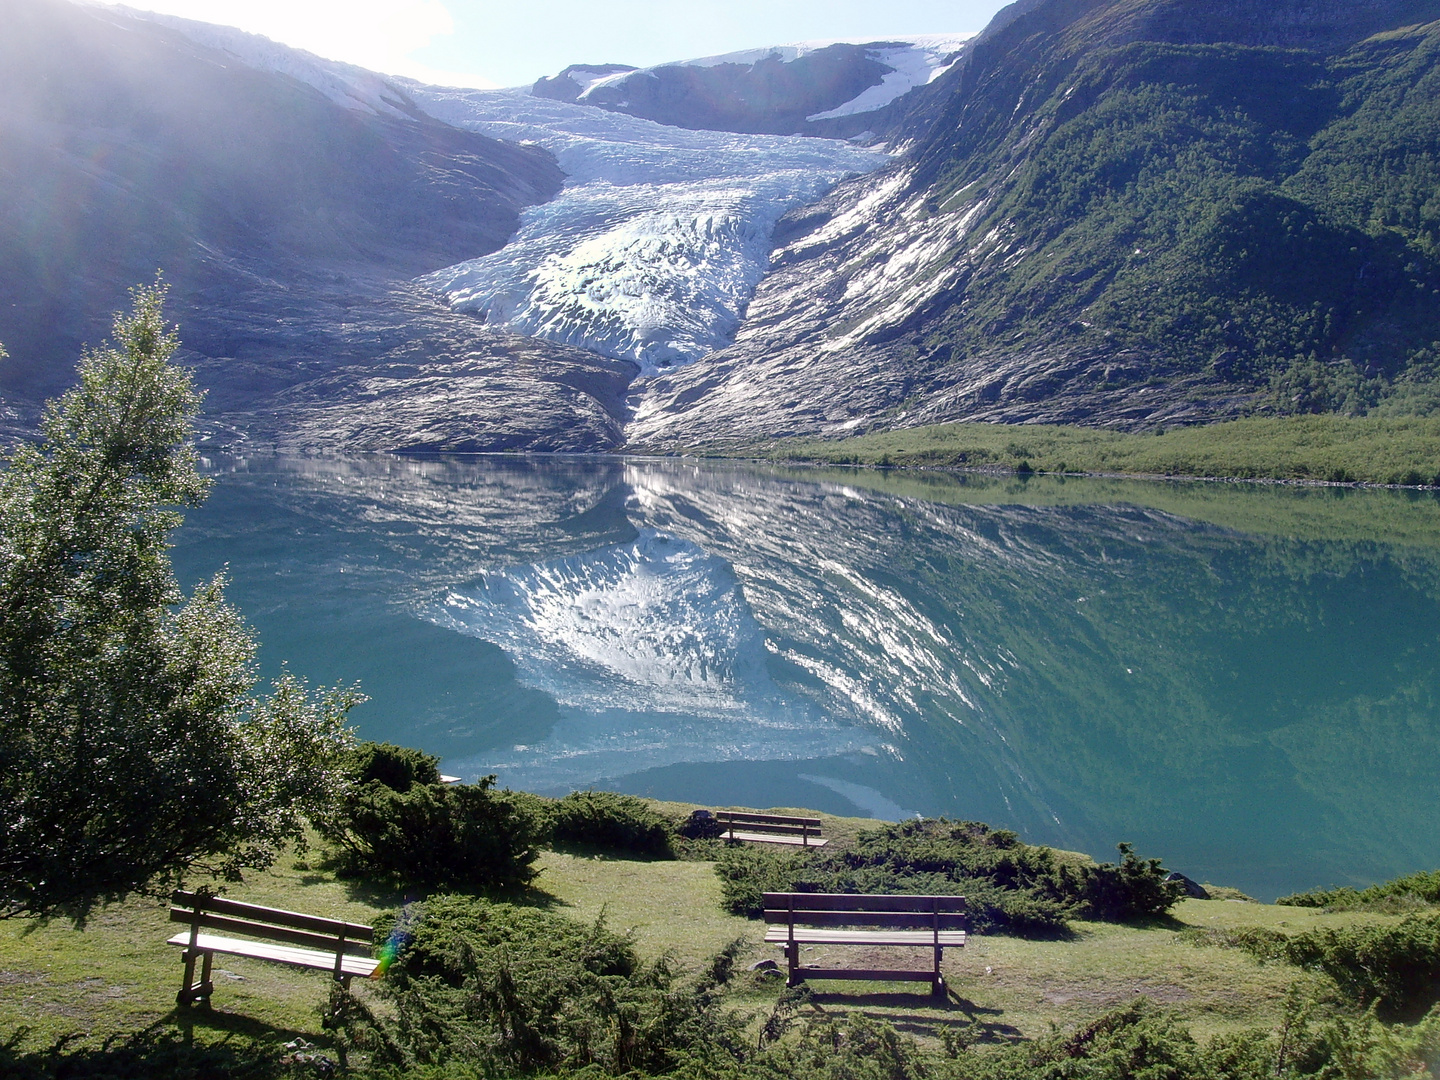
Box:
909, 0, 1440, 417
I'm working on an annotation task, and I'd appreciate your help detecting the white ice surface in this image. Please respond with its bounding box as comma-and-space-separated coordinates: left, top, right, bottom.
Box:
577, 35, 974, 124
807, 35, 975, 120
409, 87, 887, 371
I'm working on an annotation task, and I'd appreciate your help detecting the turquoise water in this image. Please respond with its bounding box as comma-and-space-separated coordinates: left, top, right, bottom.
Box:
170, 454, 1440, 899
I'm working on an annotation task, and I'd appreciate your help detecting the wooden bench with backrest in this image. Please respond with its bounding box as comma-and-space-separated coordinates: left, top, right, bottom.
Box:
168, 890, 378, 1006
763, 892, 967, 996
716, 810, 828, 847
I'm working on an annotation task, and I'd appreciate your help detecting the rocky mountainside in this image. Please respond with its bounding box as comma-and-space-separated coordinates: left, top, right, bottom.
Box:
0, 0, 641, 450
5, 0, 1440, 452
530, 37, 971, 140
630, 0, 1440, 446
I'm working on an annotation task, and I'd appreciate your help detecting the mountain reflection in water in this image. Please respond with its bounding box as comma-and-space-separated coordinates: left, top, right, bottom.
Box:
171, 454, 1440, 899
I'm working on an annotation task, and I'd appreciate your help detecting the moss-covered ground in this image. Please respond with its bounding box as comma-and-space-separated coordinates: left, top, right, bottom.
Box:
0, 804, 1410, 1059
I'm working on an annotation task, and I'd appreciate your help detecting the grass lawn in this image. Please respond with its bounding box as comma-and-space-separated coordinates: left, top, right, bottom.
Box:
0, 808, 1414, 1059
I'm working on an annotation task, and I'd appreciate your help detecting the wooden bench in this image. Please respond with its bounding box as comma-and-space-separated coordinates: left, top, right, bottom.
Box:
763, 892, 967, 995
168, 890, 378, 1007
716, 810, 828, 847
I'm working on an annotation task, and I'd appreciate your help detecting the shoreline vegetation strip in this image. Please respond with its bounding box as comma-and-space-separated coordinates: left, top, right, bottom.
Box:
700, 415, 1440, 489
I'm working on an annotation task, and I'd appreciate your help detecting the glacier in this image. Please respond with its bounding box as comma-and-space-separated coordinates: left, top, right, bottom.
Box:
407, 87, 888, 371
102, 5, 943, 375
803, 35, 974, 120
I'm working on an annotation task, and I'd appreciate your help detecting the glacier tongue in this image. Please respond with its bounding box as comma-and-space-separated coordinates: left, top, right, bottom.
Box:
96, 8, 894, 376
408, 88, 888, 372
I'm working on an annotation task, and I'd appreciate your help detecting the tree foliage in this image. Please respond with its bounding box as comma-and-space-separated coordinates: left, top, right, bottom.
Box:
0, 282, 358, 920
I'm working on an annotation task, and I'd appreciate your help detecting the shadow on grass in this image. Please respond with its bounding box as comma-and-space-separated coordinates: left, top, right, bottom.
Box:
0, 1014, 293, 1079
805, 990, 1024, 1044
1113, 913, 1190, 933
169, 1004, 318, 1047
330, 870, 574, 915
548, 841, 677, 862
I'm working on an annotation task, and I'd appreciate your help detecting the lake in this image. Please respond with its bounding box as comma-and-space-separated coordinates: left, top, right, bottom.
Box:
170, 454, 1440, 900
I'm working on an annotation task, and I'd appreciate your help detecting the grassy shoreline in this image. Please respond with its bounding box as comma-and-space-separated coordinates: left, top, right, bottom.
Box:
0, 800, 1426, 1064
717, 415, 1440, 489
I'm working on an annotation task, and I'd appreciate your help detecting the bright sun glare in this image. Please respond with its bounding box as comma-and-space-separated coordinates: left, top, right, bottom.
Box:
112, 0, 495, 86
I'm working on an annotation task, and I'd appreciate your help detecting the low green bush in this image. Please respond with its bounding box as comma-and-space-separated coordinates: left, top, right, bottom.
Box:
1225, 914, 1440, 1020
1280, 869, 1440, 913
1276, 916, 1440, 1021
548, 791, 675, 857
332, 894, 741, 1075
344, 741, 442, 792
715, 819, 1180, 933
1081, 842, 1185, 922
339, 994, 1440, 1080
319, 775, 544, 892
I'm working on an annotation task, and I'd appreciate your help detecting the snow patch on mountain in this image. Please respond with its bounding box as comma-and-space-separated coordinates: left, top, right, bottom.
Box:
570, 35, 973, 123
409, 87, 888, 371
806, 35, 974, 120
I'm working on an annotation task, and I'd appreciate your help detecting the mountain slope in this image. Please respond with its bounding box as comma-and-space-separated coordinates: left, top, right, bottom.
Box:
630, 0, 1440, 446
530, 37, 972, 140
0, 0, 644, 451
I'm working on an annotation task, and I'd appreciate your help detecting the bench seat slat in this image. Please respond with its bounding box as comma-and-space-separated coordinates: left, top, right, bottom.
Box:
172, 891, 372, 941
763, 893, 967, 913
763, 910, 967, 929
167, 933, 379, 977
169, 910, 373, 955
766, 927, 967, 946
726, 831, 829, 847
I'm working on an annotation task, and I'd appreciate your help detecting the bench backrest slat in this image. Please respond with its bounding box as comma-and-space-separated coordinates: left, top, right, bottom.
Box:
719, 812, 823, 828
172, 891, 373, 942
169, 909, 375, 954
763, 892, 967, 914
761, 909, 968, 929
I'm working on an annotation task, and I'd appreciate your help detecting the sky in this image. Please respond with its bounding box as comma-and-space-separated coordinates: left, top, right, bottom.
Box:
110, 0, 1014, 88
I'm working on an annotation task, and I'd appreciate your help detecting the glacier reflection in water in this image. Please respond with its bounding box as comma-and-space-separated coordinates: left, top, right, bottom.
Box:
170, 454, 1440, 899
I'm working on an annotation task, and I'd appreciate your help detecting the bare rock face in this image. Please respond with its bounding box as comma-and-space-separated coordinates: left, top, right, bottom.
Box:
188, 281, 637, 454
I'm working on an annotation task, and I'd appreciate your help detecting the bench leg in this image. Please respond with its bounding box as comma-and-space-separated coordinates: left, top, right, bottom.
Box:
177, 949, 215, 1007
932, 946, 945, 997
786, 941, 801, 988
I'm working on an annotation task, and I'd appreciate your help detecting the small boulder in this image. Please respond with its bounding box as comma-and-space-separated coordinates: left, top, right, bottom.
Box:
1165, 872, 1210, 899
